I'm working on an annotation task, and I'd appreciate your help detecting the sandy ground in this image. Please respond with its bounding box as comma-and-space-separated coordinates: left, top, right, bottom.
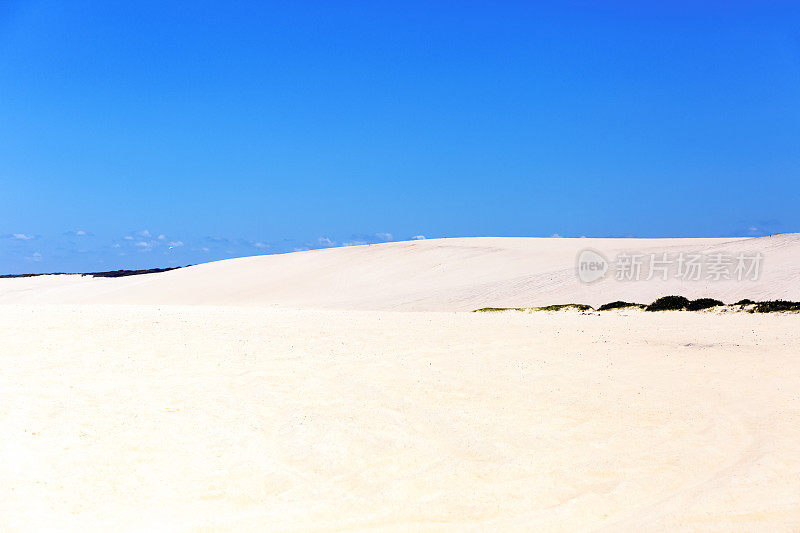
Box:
2, 234, 799, 310
2, 304, 799, 531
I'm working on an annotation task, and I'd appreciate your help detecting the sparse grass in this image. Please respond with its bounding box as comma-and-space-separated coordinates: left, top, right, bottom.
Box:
598, 301, 645, 311
533, 304, 593, 312
645, 295, 690, 311
473, 307, 525, 313
473, 304, 594, 312
474, 298, 800, 315
686, 298, 725, 311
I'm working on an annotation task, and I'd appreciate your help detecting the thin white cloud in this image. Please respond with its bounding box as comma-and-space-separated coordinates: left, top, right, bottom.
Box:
12, 233, 34, 240
550, 233, 563, 238
26, 252, 42, 262
411, 235, 426, 240
62, 230, 93, 237
318, 237, 336, 247
345, 232, 394, 246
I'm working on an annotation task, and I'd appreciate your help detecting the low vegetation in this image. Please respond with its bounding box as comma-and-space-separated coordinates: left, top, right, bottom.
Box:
534, 304, 593, 312
645, 296, 691, 311
474, 298, 800, 314
474, 304, 595, 313
0, 272, 71, 278
597, 301, 645, 311
0, 266, 188, 279
686, 298, 725, 311
753, 300, 800, 313
83, 267, 183, 278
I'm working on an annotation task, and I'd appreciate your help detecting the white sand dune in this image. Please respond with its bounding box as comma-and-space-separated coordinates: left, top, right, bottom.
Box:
1, 235, 799, 530
1, 234, 799, 310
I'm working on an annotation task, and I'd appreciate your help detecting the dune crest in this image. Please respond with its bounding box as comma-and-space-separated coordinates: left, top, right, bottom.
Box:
1, 234, 798, 310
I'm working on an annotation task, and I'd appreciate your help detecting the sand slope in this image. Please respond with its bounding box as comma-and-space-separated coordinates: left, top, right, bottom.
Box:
1, 234, 799, 310
2, 235, 799, 530
1, 306, 798, 531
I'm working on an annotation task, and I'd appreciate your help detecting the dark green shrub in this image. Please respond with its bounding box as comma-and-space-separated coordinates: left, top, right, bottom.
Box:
734, 299, 755, 305
598, 301, 644, 311
645, 296, 690, 311
473, 307, 525, 312
754, 300, 800, 313
686, 298, 724, 311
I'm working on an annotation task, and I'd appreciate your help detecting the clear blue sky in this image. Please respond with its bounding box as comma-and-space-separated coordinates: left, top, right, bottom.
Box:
1, 1, 798, 273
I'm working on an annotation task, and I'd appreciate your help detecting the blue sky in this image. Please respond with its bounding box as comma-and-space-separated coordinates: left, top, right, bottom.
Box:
1, 1, 798, 273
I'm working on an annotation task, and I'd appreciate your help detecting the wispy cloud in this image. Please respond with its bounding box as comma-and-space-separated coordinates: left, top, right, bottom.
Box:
1, 228, 405, 274
411, 235, 426, 240
343, 232, 394, 246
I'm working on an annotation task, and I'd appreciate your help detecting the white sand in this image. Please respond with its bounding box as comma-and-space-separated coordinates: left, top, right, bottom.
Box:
1, 236, 799, 530
1, 234, 799, 310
